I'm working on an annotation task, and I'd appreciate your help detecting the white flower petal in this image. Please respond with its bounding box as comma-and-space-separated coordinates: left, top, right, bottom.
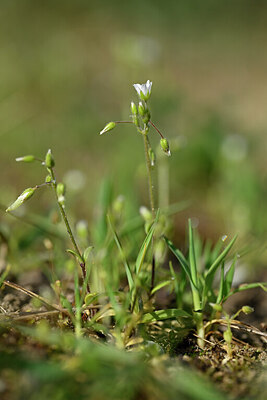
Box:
133, 84, 142, 96
133, 80, 153, 100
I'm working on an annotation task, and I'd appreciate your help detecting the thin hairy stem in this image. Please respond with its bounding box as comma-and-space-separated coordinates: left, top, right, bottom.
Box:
143, 134, 155, 217
49, 168, 90, 293
114, 121, 134, 124
143, 133, 157, 295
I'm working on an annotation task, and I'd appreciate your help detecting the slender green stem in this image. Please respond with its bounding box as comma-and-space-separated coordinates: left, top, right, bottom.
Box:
49, 168, 90, 293
143, 134, 155, 217
143, 133, 157, 294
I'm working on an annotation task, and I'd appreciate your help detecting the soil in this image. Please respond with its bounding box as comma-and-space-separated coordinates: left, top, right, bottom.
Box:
0, 272, 266, 400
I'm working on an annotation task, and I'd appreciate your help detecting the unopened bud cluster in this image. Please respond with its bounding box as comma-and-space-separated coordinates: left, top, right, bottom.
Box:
99, 80, 171, 159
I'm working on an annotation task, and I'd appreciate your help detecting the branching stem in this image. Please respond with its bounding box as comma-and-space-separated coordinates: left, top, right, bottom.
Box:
149, 120, 164, 139
48, 168, 90, 293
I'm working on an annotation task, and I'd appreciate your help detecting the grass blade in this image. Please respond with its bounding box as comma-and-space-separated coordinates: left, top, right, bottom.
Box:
223, 254, 237, 298
224, 282, 267, 301
188, 219, 198, 288
107, 215, 134, 291
135, 209, 159, 275
216, 262, 225, 304
140, 308, 191, 323
164, 237, 194, 286
205, 235, 237, 280
151, 280, 171, 295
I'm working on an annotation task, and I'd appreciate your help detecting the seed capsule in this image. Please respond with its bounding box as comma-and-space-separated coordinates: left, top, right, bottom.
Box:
6, 187, 37, 212
45, 149, 55, 168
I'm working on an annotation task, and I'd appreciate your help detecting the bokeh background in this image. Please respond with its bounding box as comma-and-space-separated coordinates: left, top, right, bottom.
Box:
1, 0, 267, 273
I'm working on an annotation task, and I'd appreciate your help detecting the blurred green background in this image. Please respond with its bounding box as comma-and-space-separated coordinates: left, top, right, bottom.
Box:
1, 0, 267, 263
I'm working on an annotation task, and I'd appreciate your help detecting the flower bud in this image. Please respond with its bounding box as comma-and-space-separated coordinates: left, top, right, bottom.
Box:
139, 206, 153, 223
160, 138, 171, 156
99, 122, 116, 135
56, 182, 65, 197
45, 175, 52, 183
6, 187, 37, 212
133, 116, 139, 127
45, 149, 55, 168
138, 102, 145, 117
130, 101, 138, 116
242, 305, 254, 315
56, 183, 65, 207
16, 155, 35, 163
142, 114, 150, 125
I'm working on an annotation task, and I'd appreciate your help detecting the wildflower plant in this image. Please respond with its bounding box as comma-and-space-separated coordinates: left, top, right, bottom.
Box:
6, 149, 91, 294
4, 80, 267, 352
100, 80, 170, 217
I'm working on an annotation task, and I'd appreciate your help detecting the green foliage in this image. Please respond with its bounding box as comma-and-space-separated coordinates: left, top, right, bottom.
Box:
165, 220, 266, 347
1, 75, 267, 400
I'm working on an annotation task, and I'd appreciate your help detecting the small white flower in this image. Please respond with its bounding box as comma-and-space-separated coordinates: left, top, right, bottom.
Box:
133, 80, 152, 101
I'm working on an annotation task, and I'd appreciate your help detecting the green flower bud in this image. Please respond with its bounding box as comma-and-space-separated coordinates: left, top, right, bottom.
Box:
133, 116, 139, 127
142, 114, 150, 125
139, 206, 153, 223
138, 102, 145, 117
6, 187, 37, 212
45, 175, 52, 183
56, 182, 65, 197
160, 138, 171, 156
16, 155, 35, 163
242, 305, 254, 315
223, 328, 232, 344
99, 122, 116, 135
130, 101, 138, 116
45, 149, 55, 168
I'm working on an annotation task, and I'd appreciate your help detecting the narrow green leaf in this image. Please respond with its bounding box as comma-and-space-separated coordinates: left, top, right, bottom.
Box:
205, 235, 237, 280
188, 219, 198, 288
164, 237, 194, 286
140, 308, 191, 323
135, 209, 159, 275
66, 249, 84, 264
223, 254, 237, 297
151, 280, 171, 295
188, 219, 202, 313
0, 265, 10, 289
211, 238, 223, 262
107, 215, 134, 291
216, 263, 225, 304
224, 282, 267, 301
